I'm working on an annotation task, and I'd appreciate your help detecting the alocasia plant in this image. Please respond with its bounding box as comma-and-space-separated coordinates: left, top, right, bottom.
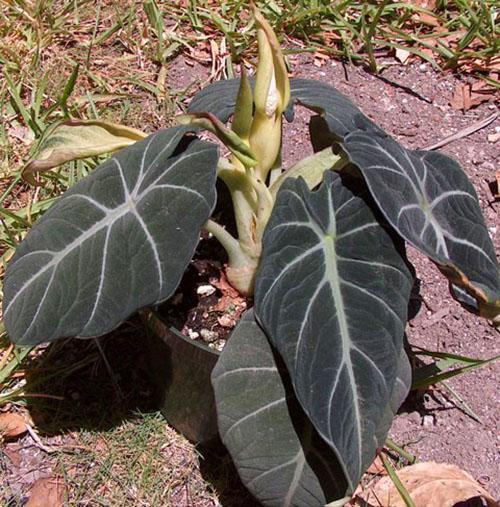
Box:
3, 6, 499, 505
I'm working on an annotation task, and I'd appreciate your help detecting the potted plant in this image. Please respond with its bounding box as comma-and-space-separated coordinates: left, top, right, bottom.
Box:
3, 6, 499, 505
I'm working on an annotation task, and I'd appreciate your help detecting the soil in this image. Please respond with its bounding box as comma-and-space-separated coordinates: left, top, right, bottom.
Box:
166, 53, 500, 497
156, 182, 249, 351
2, 53, 499, 504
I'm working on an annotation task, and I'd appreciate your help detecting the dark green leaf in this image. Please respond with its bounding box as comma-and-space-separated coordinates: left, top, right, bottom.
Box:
341, 123, 500, 318
212, 310, 348, 506
188, 78, 242, 123
375, 348, 412, 447
389, 349, 412, 415
290, 79, 379, 141
3, 127, 218, 345
254, 173, 413, 491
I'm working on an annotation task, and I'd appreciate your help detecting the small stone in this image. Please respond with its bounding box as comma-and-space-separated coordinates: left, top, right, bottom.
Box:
422, 414, 435, 427
487, 132, 500, 143
197, 284, 216, 297
187, 329, 199, 340
213, 340, 225, 351
407, 411, 421, 425
218, 315, 235, 328
200, 329, 218, 342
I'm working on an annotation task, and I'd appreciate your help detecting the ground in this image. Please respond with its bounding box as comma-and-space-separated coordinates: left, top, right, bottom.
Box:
1, 8, 499, 506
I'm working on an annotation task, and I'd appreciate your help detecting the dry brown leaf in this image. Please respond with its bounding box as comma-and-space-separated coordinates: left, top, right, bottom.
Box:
366, 455, 387, 476
210, 272, 241, 300
313, 51, 329, 68
450, 81, 494, 111
0, 412, 27, 439
26, 477, 65, 507
359, 462, 496, 507
409, 0, 439, 27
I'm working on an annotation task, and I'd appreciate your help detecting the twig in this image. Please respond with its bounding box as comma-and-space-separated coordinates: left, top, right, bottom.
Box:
423, 112, 498, 150
17, 393, 65, 401
26, 424, 58, 453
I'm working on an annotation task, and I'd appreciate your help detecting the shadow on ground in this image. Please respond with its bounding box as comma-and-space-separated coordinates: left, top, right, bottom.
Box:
22, 317, 254, 506
23, 317, 159, 434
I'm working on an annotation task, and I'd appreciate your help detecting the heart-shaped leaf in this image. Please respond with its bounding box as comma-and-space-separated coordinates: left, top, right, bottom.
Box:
212, 310, 349, 506
254, 173, 413, 491
23, 119, 147, 184
3, 127, 218, 345
341, 122, 500, 318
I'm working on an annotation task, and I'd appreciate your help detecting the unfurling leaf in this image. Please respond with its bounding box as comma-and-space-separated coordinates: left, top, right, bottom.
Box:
23, 120, 147, 184
359, 462, 496, 507
4, 127, 218, 346
232, 67, 253, 141
252, 5, 290, 116
255, 173, 413, 492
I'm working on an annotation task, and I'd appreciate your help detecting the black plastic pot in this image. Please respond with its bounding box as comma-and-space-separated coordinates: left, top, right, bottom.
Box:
141, 308, 221, 445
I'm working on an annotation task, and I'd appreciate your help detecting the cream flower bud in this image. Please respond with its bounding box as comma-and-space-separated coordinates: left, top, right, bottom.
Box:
265, 69, 279, 117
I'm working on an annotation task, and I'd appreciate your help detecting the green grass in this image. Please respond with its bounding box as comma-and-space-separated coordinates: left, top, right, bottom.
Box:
0, 0, 498, 503
163, 0, 499, 73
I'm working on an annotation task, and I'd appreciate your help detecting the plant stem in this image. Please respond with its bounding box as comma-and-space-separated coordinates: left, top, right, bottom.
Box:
203, 219, 241, 259
385, 438, 416, 464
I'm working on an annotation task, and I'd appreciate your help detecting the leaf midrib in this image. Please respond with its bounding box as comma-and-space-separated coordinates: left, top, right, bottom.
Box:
322, 232, 361, 490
